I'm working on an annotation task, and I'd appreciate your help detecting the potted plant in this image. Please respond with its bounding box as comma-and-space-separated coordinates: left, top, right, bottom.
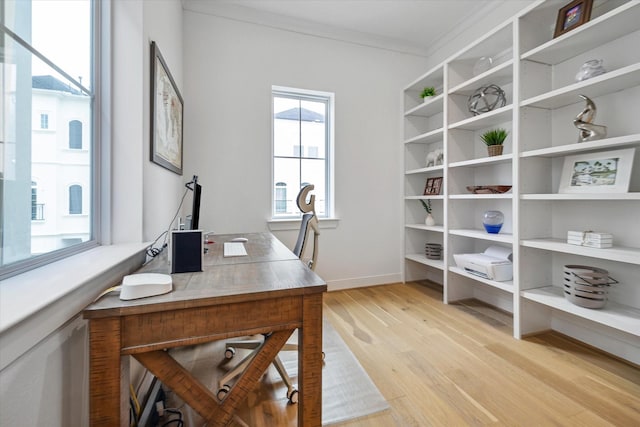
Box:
480, 128, 508, 156
420, 199, 435, 226
420, 86, 436, 101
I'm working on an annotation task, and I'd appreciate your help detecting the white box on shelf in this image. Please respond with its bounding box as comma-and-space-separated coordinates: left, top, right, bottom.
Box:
567, 231, 613, 248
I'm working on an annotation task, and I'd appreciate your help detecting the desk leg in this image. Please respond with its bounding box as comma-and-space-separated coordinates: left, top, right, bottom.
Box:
299, 293, 323, 426
88, 318, 129, 426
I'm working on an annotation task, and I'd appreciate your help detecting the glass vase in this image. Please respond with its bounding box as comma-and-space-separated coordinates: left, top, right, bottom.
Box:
483, 210, 504, 234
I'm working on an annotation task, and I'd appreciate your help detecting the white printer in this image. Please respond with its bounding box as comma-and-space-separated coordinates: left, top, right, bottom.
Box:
453, 245, 513, 282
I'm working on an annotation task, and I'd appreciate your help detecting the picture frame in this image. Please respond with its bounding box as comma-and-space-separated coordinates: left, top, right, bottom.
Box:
424, 177, 443, 195
151, 41, 184, 175
553, 0, 593, 38
558, 148, 635, 193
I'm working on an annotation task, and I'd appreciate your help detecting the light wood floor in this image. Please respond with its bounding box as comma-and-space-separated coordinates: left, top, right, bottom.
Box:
323, 281, 640, 426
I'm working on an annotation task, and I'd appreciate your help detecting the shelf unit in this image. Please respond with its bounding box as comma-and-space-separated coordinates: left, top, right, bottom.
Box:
402, 0, 640, 365
403, 63, 447, 286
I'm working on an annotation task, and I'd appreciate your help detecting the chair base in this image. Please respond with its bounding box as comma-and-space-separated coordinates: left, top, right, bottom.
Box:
218, 337, 299, 404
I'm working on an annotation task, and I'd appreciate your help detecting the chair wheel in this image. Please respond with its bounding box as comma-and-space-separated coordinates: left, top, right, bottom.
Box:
322, 351, 326, 360
224, 347, 236, 359
217, 384, 231, 401
287, 389, 299, 404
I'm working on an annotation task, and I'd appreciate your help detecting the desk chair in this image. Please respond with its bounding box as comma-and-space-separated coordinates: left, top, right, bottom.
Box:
217, 185, 319, 404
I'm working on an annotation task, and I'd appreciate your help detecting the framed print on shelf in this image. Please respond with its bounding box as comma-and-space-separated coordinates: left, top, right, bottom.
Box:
424, 177, 443, 195
554, 0, 593, 38
558, 148, 635, 194
151, 41, 184, 175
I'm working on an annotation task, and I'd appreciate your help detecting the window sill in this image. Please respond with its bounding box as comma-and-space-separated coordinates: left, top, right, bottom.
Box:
0, 243, 148, 370
267, 217, 340, 231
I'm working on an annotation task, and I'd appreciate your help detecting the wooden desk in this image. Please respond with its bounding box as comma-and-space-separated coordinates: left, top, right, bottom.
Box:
83, 233, 326, 426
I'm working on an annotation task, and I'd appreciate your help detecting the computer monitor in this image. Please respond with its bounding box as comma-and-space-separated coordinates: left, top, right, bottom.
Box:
186, 175, 201, 230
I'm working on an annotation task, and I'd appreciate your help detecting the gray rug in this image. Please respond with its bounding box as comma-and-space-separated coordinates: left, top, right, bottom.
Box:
163, 319, 389, 426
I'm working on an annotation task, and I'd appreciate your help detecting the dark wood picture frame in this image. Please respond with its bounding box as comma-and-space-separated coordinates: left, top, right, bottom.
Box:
554, 0, 593, 38
151, 41, 184, 175
424, 177, 443, 195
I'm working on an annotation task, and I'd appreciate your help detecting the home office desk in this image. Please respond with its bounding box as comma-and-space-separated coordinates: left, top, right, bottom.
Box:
83, 232, 326, 426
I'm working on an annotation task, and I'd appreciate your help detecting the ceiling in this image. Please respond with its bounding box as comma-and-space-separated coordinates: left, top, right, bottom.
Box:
181, 0, 533, 57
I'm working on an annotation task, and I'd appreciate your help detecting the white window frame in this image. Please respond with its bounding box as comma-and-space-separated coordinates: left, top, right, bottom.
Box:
0, 0, 101, 280
271, 85, 335, 220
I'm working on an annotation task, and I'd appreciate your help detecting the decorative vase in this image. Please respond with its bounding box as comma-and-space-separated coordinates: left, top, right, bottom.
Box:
425, 214, 436, 226
575, 59, 606, 82
483, 210, 504, 234
487, 145, 503, 156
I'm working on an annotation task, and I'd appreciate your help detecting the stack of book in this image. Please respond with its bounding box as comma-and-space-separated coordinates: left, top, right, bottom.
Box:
567, 231, 613, 249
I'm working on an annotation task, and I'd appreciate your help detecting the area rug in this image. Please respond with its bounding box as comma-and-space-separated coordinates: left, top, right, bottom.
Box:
163, 319, 389, 426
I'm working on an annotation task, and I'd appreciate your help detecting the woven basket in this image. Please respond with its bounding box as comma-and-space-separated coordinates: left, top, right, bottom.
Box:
487, 145, 504, 156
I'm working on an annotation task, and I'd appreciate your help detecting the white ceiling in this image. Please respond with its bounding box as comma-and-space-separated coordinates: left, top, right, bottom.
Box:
181, 0, 534, 57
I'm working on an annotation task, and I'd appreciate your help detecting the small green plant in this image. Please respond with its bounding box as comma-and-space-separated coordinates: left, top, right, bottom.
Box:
480, 128, 508, 146
420, 199, 432, 214
420, 87, 436, 98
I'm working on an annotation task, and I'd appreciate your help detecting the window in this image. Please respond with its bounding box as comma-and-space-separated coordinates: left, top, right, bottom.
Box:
272, 86, 334, 218
69, 185, 83, 215
1, 0, 98, 279
69, 120, 82, 149
40, 113, 49, 129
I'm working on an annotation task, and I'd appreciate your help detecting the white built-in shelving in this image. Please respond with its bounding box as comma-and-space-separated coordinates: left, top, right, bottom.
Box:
403, 0, 640, 365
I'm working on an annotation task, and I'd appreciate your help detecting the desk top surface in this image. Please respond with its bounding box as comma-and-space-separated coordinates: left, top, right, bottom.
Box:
84, 232, 326, 318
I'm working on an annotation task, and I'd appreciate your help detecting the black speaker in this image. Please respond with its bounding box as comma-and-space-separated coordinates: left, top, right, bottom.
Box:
171, 230, 203, 273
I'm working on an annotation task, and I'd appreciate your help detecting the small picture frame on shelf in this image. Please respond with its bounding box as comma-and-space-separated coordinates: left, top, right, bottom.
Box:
424, 177, 443, 195
558, 148, 635, 194
554, 0, 593, 38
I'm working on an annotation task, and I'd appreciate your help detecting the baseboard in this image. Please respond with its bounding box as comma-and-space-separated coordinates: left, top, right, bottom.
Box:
327, 273, 401, 291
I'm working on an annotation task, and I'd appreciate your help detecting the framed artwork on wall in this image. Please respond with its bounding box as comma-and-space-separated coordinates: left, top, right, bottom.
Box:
558, 148, 635, 193
151, 41, 184, 175
554, 0, 593, 38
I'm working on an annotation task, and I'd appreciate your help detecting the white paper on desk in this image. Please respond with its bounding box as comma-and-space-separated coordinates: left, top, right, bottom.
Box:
484, 245, 513, 261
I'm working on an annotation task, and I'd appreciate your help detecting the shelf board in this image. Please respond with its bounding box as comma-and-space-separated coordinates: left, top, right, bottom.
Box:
451, 21, 513, 63
406, 253, 444, 270
448, 105, 513, 131
522, 286, 640, 337
521, 63, 640, 109
521, 2, 640, 65
449, 266, 514, 293
405, 195, 445, 201
521, 238, 640, 265
404, 128, 444, 145
405, 165, 444, 175
450, 193, 513, 200
449, 60, 514, 96
521, 193, 640, 201
449, 153, 513, 168
405, 224, 444, 233
521, 134, 640, 158
404, 94, 444, 117
450, 228, 513, 243
404, 64, 444, 92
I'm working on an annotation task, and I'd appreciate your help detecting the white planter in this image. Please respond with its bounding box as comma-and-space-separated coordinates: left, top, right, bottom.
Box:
425, 214, 436, 226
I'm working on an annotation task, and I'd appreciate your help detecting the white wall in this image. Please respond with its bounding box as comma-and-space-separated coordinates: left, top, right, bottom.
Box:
182, 11, 429, 288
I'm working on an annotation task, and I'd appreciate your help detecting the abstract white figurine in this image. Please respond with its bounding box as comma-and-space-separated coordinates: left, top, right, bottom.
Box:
573, 94, 607, 142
